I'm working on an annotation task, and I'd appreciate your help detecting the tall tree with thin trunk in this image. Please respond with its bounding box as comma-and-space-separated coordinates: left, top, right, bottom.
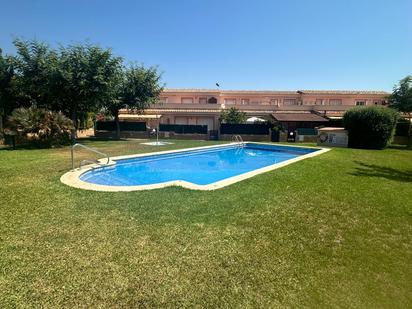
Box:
105, 64, 163, 139
388, 75, 412, 145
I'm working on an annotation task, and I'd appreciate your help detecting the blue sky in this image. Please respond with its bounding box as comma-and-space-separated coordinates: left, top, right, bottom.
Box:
1, 0, 411, 91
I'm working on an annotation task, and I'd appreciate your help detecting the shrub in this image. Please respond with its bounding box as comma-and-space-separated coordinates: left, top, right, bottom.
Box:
6, 107, 73, 147
343, 106, 398, 149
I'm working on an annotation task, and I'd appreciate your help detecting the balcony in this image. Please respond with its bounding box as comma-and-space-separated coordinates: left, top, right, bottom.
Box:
145, 102, 358, 114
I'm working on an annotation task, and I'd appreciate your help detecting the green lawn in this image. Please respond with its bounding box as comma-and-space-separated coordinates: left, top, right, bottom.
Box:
1, 139, 411, 307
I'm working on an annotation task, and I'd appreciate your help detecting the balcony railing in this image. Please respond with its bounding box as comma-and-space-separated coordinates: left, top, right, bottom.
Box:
148, 102, 362, 112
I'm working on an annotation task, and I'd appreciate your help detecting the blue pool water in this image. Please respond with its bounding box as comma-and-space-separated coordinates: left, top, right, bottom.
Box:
80, 143, 319, 186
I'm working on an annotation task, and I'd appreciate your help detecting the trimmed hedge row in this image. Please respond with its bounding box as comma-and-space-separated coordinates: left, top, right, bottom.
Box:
343, 106, 398, 149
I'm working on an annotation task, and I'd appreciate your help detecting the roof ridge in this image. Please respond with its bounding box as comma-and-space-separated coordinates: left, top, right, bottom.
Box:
163, 88, 389, 94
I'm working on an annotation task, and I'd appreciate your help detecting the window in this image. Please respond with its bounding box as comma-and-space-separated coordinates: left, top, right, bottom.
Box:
283, 98, 297, 105
241, 99, 249, 105
181, 97, 194, 104
159, 97, 168, 104
198, 97, 207, 104
356, 100, 366, 106
224, 98, 236, 105
329, 99, 342, 106
208, 97, 218, 104
315, 99, 323, 105
374, 100, 387, 105
270, 99, 279, 106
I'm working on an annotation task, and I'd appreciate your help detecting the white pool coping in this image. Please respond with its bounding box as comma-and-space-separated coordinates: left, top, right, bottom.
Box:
60, 142, 331, 192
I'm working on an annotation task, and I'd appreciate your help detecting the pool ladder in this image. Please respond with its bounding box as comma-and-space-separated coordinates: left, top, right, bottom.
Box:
232, 135, 245, 148
71, 143, 110, 170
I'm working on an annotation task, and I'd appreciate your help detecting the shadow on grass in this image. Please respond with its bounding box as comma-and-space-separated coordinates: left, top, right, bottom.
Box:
0, 137, 131, 151
0, 144, 59, 151
351, 161, 412, 183
389, 144, 412, 151
76, 137, 130, 142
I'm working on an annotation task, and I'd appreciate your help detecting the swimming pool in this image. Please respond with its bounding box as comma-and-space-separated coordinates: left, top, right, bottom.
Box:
61, 143, 329, 191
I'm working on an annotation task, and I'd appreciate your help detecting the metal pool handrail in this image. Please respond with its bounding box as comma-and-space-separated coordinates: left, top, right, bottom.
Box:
231, 135, 245, 147
71, 143, 110, 170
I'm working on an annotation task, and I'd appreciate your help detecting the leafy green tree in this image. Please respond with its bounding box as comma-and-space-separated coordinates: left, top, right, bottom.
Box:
219, 107, 247, 124
57, 43, 123, 137
0, 49, 17, 131
388, 75, 412, 145
105, 64, 163, 139
12, 39, 60, 110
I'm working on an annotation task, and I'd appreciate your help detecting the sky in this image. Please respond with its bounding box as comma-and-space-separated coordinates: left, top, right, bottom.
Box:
0, 0, 411, 91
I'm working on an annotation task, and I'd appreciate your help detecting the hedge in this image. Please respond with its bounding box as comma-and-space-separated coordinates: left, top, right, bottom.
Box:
343, 106, 398, 149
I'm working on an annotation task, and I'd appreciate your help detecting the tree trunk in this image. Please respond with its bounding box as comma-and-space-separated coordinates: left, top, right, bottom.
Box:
114, 110, 120, 140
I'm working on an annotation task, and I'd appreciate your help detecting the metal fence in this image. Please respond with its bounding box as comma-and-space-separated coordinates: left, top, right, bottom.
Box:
159, 124, 208, 134
95, 121, 146, 131
220, 123, 270, 135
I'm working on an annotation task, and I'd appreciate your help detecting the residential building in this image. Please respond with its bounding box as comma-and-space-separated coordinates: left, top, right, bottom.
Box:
119, 89, 389, 131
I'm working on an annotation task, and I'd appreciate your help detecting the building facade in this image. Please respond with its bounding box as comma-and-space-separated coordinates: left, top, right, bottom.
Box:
119, 89, 389, 131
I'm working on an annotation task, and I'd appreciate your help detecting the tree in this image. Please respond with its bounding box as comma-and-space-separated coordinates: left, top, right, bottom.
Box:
57, 43, 123, 138
388, 75, 412, 145
105, 64, 163, 139
12, 39, 59, 110
0, 49, 17, 131
219, 107, 247, 124
343, 106, 398, 149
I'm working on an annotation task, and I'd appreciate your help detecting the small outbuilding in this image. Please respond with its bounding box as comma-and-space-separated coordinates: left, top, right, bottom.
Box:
317, 127, 348, 147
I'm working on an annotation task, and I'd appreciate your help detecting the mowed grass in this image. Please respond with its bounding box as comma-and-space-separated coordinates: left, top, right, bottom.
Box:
0, 139, 411, 307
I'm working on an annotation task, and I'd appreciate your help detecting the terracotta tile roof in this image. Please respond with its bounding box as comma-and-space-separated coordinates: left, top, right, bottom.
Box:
272, 113, 329, 122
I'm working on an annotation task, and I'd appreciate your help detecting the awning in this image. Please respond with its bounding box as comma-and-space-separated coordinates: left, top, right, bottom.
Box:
272, 113, 328, 122
246, 117, 266, 123
119, 114, 162, 119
